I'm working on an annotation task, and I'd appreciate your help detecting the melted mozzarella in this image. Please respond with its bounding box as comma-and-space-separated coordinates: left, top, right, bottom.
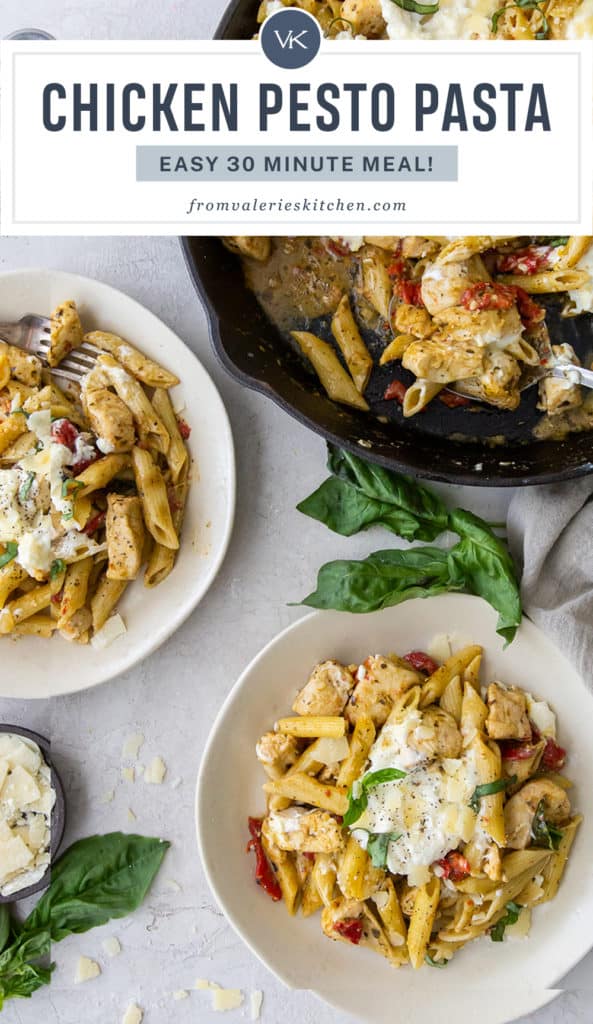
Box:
568, 242, 593, 313
380, 0, 493, 40
351, 708, 479, 880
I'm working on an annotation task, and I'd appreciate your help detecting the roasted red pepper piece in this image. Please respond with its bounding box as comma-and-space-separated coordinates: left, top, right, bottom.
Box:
501, 741, 537, 761
383, 379, 408, 404
541, 737, 567, 771
396, 280, 424, 307
334, 918, 364, 944
51, 418, 78, 451
460, 282, 517, 312
246, 817, 282, 902
497, 246, 552, 275
439, 390, 472, 409
404, 651, 439, 675
83, 510, 106, 536
437, 851, 471, 882
176, 417, 191, 440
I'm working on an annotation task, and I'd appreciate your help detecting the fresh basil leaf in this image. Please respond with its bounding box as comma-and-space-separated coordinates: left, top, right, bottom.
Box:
50, 559, 66, 582
490, 901, 522, 942
325, 446, 449, 542
530, 799, 564, 851
0, 907, 11, 955
0, 543, 18, 570
447, 509, 521, 644
491, 0, 548, 36
23, 833, 170, 942
18, 472, 35, 503
0, 959, 53, 1001
366, 831, 402, 868
392, 0, 439, 13
550, 237, 569, 247
301, 547, 457, 613
425, 953, 449, 968
343, 768, 407, 827
469, 775, 517, 813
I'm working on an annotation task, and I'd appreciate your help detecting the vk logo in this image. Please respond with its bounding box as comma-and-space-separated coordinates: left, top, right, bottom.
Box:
260, 9, 321, 69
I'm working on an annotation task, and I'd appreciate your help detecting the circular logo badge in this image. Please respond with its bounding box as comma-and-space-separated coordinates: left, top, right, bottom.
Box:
260, 9, 322, 70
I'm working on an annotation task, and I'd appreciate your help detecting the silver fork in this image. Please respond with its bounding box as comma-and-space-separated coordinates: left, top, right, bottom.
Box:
0, 315, 101, 383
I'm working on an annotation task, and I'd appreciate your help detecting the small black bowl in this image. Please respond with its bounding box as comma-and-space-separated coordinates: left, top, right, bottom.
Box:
0, 725, 66, 903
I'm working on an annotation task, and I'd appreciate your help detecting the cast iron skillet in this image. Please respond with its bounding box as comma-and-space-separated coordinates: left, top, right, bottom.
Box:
181, 0, 593, 487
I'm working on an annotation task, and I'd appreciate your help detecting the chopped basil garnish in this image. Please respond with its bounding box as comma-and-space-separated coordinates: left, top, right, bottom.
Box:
366, 830, 402, 869
0, 543, 18, 570
391, 0, 439, 13
61, 479, 85, 498
18, 472, 35, 502
530, 799, 564, 851
10, 408, 25, 417
469, 775, 517, 813
50, 559, 66, 581
491, 0, 548, 39
550, 237, 569, 247
425, 953, 449, 968
343, 767, 407, 827
490, 901, 522, 942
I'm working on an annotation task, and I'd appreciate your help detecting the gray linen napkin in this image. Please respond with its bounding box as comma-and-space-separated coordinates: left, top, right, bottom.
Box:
507, 478, 593, 683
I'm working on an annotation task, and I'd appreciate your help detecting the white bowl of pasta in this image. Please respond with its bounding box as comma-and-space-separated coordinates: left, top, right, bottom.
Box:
196, 593, 593, 1024
0, 269, 235, 696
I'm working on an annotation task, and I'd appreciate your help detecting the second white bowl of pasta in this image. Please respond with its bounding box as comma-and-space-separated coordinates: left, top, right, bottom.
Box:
196, 593, 593, 1024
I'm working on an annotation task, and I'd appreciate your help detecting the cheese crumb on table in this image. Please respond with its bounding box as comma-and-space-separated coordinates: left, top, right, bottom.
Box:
122, 1003, 143, 1024
122, 733, 144, 759
127, 808, 137, 822
250, 991, 264, 1020
144, 756, 166, 785
173, 990, 189, 1000
100, 789, 115, 804
122, 766, 135, 784
102, 936, 121, 958
75, 956, 101, 983
212, 988, 244, 1012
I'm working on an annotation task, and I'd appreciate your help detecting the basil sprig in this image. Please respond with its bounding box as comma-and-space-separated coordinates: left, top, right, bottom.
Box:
0, 833, 169, 1007
491, 0, 548, 38
366, 831, 402, 869
298, 447, 522, 644
344, 768, 407, 827
469, 775, 517, 813
530, 799, 564, 851
490, 901, 522, 942
0, 544, 18, 570
392, 0, 440, 13
50, 559, 66, 582
18, 473, 35, 503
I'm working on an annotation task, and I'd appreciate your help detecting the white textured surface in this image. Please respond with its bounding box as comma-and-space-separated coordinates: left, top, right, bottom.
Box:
0, 2, 591, 1021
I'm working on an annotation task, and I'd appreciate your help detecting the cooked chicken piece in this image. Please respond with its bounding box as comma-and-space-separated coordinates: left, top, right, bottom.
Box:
420, 256, 490, 317
504, 778, 571, 850
106, 494, 145, 581
341, 0, 385, 37
486, 682, 531, 741
402, 336, 485, 384
256, 731, 302, 780
401, 237, 445, 260
346, 655, 421, 727
502, 740, 545, 787
58, 607, 92, 644
482, 350, 522, 409
433, 306, 523, 350
407, 707, 462, 760
223, 236, 271, 262
398, 882, 417, 918
292, 660, 354, 717
85, 388, 136, 453
393, 303, 434, 339
49, 300, 84, 366
262, 808, 343, 854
